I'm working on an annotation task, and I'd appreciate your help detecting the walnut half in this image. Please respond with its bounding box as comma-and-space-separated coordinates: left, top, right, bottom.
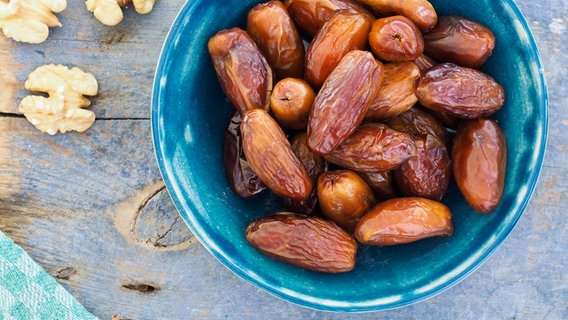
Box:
86, 0, 156, 26
19, 64, 98, 135
0, 0, 67, 43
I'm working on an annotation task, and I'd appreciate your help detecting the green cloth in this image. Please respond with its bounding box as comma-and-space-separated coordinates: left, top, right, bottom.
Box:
0, 231, 97, 320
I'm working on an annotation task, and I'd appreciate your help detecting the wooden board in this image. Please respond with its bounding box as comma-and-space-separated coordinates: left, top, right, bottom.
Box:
1, 0, 567, 319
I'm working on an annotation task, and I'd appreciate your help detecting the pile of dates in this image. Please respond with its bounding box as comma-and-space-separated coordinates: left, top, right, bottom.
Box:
208, 0, 507, 273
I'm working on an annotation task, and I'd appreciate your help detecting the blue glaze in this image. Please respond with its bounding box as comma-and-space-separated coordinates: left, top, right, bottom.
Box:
151, 0, 548, 312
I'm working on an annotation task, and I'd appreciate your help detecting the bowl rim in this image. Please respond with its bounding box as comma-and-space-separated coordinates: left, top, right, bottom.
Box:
151, 0, 549, 312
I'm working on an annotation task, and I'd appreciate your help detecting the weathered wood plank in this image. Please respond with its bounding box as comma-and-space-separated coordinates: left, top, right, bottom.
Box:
0, 0, 567, 319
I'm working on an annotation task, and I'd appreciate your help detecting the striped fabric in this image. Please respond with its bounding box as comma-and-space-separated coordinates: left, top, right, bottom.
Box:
0, 232, 97, 320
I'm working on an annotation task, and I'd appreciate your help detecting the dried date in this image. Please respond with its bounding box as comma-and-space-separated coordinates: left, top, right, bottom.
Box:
208, 28, 273, 115
246, 213, 357, 273
241, 109, 312, 200
452, 119, 507, 213
324, 123, 416, 172
247, 1, 305, 79
369, 16, 424, 62
416, 63, 505, 119
356, 0, 437, 31
423, 15, 496, 69
355, 197, 453, 245
223, 112, 267, 198
304, 10, 373, 89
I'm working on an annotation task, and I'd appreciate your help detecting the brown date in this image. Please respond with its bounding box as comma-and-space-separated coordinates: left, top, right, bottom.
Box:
307, 50, 384, 155
388, 109, 452, 200
324, 123, 416, 172
393, 135, 451, 201
247, 1, 305, 79
304, 11, 373, 89
356, 0, 437, 31
366, 61, 420, 121
423, 16, 496, 69
413, 53, 437, 73
241, 109, 312, 200
270, 78, 315, 130
284, 133, 328, 215
452, 119, 507, 213
369, 16, 424, 62
416, 63, 505, 119
355, 197, 453, 246
386, 107, 451, 149
246, 213, 357, 273
358, 171, 398, 201
223, 112, 267, 198
318, 170, 376, 233
208, 28, 273, 115
284, 0, 374, 37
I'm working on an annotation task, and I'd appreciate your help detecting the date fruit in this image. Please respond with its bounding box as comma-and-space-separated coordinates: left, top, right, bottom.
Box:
284, 0, 373, 37
386, 107, 451, 149
247, 1, 305, 79
246, 213, 357, 273
358, 171, 398, 201
317, 170, 376, 233
223, 112, 267, 198
307, 50, 384, 155
324, 123, 416, 172
208, 28, 273, 115
414, 53, 437, 73
366, 61, 420, 121
241, 109, 312, 200
423, 16, 496, 69
356, 0, 437, 31
270, 78, 315, 130
355, 197, 453, 245
416, 63, 505, 119
452, 119, 507, 213
369, 16, 424, 62
304, 11, 372, 89
284, 133, 328, 215
394, 135, 451, 201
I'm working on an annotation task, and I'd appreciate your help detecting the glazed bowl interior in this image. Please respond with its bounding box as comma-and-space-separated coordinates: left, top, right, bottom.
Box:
152, 0, 547, 311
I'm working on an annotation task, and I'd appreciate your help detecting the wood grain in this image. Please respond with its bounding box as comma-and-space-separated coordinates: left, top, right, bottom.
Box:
0, 0, 567, 319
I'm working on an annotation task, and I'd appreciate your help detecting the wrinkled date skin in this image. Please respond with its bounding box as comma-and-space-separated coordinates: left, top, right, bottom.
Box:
247, 1, 305, 79
358, 171, 398, 201
386, 107, 451, 149
413, 53, 437, 73
388, 108, 452, 200
393, 135, 451, 201
452, 119, 507, 213
208, 28, 273, 115
324, 123, 417, 172
304, 11, 373, 89
355, 197, 453, 245
284, 0, 373, 37
416, 63, 505, 119
223, 112, 267, 198
284, 133, 328, 215
270, 78, 315, 130
366, 61, 420, 121
241, 109, 312, 200
317, 170, 376, 233
424, 15, 496, 69
307, 50, 384, 155
246, 213, 357, 273
369, 16, 424, 62
357, 0, 437, 31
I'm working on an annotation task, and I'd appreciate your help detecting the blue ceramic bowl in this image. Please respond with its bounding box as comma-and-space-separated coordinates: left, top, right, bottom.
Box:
151, 0, 547, 311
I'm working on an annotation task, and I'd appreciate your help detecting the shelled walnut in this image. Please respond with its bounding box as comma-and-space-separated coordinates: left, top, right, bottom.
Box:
18, 64, 98, 135
0, 0, 67, 43
86, 0, 156, 26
